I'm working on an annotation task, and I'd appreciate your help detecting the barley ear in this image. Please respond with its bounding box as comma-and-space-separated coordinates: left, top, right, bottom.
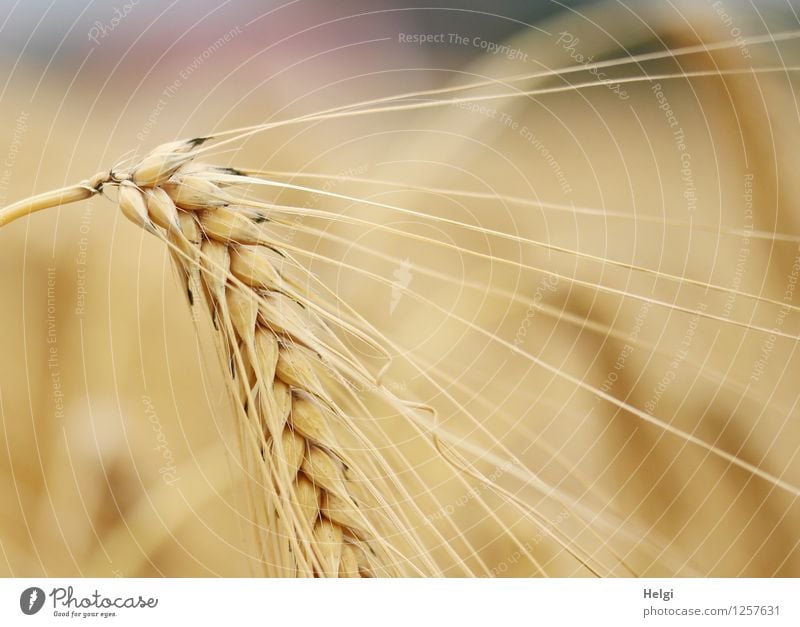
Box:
0, 143, 425, 578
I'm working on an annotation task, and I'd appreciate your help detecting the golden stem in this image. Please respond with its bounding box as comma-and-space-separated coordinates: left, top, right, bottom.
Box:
0, 181, 101, 227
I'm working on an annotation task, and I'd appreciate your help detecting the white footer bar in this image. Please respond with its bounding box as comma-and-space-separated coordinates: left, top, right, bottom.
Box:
1, 578, 797, 626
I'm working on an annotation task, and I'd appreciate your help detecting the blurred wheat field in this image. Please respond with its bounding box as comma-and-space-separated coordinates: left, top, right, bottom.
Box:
1, 0, 800, 577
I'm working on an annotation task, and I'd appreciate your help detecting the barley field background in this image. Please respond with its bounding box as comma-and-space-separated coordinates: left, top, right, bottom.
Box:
1, 0, 799, 577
